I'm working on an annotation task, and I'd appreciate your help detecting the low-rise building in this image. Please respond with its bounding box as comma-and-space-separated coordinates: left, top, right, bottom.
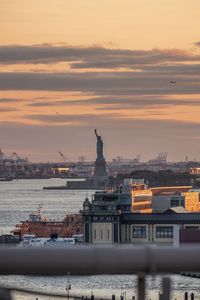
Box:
81, 183, 200, 245
152, 187, 200, 213
82, 200, 200, 245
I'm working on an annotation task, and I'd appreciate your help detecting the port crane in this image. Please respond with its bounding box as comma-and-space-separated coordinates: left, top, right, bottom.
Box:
150, 152, 168, 163
135, 154, 141, 163
0, 148, 5, 161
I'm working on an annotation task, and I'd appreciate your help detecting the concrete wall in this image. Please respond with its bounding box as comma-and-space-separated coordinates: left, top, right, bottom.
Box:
152, 196, 171, 212
91, 223, 112, 244
180, 229, 200, 243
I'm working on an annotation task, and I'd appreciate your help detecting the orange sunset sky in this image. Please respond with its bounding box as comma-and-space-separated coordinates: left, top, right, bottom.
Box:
1, 0, 200, 162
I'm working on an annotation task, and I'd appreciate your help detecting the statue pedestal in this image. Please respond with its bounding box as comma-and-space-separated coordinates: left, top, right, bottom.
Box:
94, 158, 108, 184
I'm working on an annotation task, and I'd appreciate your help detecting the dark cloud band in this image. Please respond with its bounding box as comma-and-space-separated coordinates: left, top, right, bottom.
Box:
0, 72, 200, 95
0, 44, 200, 67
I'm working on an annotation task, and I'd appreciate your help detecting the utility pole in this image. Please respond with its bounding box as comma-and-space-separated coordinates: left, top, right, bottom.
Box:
66, 272, 71, 300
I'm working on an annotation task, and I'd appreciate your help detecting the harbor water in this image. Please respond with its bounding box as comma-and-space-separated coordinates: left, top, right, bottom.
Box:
0, 179, 200, 300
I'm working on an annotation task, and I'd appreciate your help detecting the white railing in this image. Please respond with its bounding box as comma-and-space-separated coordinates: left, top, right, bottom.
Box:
0, 245, 200, 300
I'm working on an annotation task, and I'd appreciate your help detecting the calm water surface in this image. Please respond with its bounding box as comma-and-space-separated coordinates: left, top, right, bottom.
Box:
0, 179, 199, 300
0, 178, 93, 233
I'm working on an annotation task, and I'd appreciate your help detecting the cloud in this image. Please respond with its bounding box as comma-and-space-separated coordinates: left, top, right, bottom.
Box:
24, 113, 119, 124
19, 110, 200, 134
1, 44, 200, 161
0, 44, 135, 65
27, 101, 55, 107
0, 107, 18, 112
27, 99, 85, 107
142, 64, 200, 75
85, 95, 200, 108
0, 98, 20, 103
194, 42, 200, 47
0, 44, 200, 67
0, 72, 200, 96
26, 95, 200, 111
1, 44, 200, 98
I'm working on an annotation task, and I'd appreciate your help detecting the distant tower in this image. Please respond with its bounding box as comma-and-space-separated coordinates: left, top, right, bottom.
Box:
93, 129, 108, 185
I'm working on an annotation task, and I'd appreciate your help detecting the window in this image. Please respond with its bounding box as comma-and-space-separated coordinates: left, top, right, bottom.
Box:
171, 199, 180, 207
132, 226, 146, 238
107, 229, 110, 240
100, 229, 103, 240
156, 226, 173, 238
94, 229, 96, 240
185, 226, 199, 230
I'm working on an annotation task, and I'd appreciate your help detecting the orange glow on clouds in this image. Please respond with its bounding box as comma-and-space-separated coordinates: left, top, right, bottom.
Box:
1, 0, 200, 160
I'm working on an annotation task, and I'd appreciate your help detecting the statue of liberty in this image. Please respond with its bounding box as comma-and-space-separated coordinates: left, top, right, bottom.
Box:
95, 129, 104, 160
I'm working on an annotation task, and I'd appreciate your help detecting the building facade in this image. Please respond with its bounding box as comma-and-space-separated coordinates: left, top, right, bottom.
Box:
121, 179, 153, 213
82, 184, 200, 245
82, 205, 200, 245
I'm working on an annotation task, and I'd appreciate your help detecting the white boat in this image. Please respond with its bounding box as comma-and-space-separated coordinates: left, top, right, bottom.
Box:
19, 235, 75, 247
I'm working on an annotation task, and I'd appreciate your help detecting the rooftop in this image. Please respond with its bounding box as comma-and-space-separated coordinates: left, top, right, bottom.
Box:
122, 212, 200, 223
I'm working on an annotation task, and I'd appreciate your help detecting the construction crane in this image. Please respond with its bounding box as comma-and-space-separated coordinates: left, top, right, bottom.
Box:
57, 151, 76, 169
57, 151, 71, 163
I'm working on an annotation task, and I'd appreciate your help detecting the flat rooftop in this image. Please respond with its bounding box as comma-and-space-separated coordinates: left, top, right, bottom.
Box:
121, 213, 200, 224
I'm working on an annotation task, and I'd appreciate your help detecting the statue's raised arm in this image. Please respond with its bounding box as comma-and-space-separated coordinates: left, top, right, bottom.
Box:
95, 129, 99, 138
